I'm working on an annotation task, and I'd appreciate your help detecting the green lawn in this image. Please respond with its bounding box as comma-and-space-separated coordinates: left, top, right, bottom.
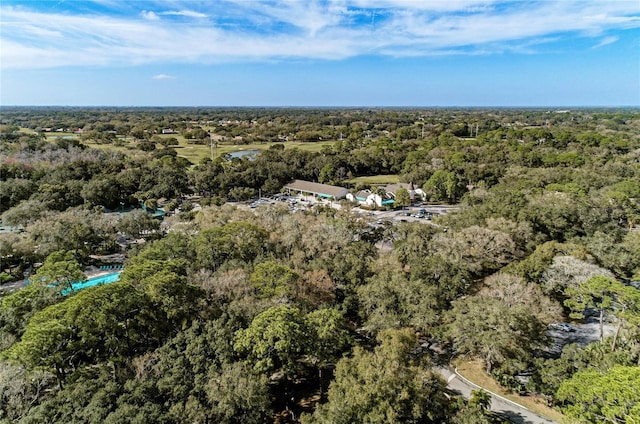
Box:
172, 140, 336, 163
40, 130, 336, 164
345, 175, 400, 184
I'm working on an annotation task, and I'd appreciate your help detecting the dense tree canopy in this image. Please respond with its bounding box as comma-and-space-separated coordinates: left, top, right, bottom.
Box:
1, 107, 639, 422
303, 329, 452, 424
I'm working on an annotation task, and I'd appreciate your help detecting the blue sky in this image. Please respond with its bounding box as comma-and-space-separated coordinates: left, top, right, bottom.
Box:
1, 0, 639, 106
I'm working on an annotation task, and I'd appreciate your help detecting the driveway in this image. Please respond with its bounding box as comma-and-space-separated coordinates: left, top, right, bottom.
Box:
434, 366, 557, 424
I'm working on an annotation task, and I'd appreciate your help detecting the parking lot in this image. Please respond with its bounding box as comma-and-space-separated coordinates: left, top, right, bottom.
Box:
246, 193, 458, 226
248, 194, 327, 212
357, 204, 459, 226
546, 317, 616, 356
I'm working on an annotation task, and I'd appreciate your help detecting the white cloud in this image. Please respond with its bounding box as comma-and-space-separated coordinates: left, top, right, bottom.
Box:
1, 1, 639, 69
152, 74, 176, 79
141, 10, 160, 21
349, 0, 498, 12
227, 0, 348, 36
160, 10, 208, 19
592, 35, 619, 49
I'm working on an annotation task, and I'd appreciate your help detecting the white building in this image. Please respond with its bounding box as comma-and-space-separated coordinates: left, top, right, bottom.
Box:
385, 183, 424, 202
347, 189, 395, 208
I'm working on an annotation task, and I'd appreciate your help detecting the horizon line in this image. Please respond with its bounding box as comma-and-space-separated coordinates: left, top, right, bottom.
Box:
2, 105, 639, 109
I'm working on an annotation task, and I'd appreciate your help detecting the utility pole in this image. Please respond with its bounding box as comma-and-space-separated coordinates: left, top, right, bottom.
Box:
210, 133, 214, 160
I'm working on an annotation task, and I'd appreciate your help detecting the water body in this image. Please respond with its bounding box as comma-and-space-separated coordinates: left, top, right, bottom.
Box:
227, 149, 260, 160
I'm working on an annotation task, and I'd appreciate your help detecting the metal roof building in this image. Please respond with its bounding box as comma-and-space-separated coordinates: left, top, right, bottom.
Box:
284, 180, 349, 200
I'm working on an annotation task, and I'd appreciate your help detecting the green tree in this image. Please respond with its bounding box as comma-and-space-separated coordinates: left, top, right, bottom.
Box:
528, 341, 635, 398
565, 275, 640, 350
0, 283, 59, 342
432, 226, 516, 276
206, 362, 272, 424
130, 232, 193, 263
143, 198, 158, 211
0, 178, 36, 213
304, 308, 352, 398
233, 305, 308, 377
117, 209, 161, 239
303, 329, 452, 424
358, 270, 439, 333
11, 366, 123, 424
118, 259, 204, 330
394, 187, 411, 209
318, 163, 336, 184
31, 250, 85, 294
469, 389, 492, 413
6, 260, 202, 386
228, 187, 256, 201
423, 169, 464, 203
81, 176, 121, 209
194, 222, 268, 271
0, 232, 38, 274
26, 210, 105, 260
444, 296, 547, 373
3, 282, 149, 384
1, 199, 49, 227
556, 365, 640, 423
146, 318, 250, 423
249, 260, 298, 300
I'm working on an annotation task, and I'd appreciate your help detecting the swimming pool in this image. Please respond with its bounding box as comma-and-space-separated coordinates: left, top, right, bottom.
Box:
63, 272, 122, 294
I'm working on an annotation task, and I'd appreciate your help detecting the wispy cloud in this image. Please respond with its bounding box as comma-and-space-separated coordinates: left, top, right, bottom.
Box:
1, 0, 638, 69
152, 74, 176, 80
592, 35, 619, 49
160, 10, 208, 19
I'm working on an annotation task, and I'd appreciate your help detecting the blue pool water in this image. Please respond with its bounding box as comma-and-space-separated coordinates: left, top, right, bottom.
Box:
64, 272, 121, 294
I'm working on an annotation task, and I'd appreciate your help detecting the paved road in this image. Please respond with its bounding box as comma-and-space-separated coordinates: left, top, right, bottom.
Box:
434, 367, 557, 424
0, 279, 27, 292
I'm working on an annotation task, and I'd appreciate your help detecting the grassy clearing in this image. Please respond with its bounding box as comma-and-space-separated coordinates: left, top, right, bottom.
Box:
345, 175, 400, 184
171, 140, 335, 163
44, 130, 336, 164
44, 132, 78, 140
455, 360, 567, 423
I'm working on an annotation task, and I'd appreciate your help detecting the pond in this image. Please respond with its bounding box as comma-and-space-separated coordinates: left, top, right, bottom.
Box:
227, 150, 260, 160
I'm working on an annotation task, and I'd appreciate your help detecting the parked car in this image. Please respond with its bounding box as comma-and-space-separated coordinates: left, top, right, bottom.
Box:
550, 322, 576, 332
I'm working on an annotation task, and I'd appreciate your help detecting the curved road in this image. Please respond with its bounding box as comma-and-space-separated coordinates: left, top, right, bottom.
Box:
435, 367, 557, 424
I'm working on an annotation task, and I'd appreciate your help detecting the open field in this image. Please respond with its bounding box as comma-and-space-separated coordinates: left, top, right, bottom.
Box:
41, 130, 336, 163
171, 139, 336, 163
345, 174, 400, 184
455, 360, 568, 423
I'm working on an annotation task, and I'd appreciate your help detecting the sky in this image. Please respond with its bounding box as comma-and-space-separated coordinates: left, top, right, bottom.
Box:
1, 0, 639, 107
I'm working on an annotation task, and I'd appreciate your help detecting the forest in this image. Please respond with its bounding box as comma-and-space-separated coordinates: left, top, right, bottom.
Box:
0, 107, 639, 423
